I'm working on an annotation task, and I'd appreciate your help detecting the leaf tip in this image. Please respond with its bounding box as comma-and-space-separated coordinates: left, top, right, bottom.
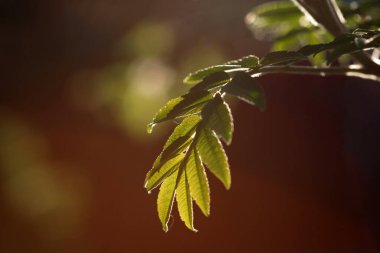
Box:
183, 75, 196, 85
224, 179, 231, 190
146, 123, 155, 134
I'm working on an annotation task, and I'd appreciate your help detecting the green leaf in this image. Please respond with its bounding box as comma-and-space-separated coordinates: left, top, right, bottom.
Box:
202, 94, 234, 145
223, 72, 265, 111
147, 97, 182, 133
352, 28, 380, 39
184, 55, 259, 85
196, 127, 231, 189
148, 115, 201, 186
246, 1, 302, 26
189, 72, 231, 93
145, 154, 184, 192
326, 36, 380, 65
184, 65, 240, 85
298, 34, 355, 57
187, 147, 210, 216
157, 170, 179, 232
147, 91, 213, 132
259, 51, 307, 66
298, 44, 327, 56
176, 164, 196, 231
163, 115, 201, 150
226, 55, 260, 68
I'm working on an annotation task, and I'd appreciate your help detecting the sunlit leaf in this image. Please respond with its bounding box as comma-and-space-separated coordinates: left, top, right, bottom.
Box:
176, 164, 196, 231
184, 55, 259, 85
163, 115, 201, 150
187, 147, 210, 216
196, 127, 231, 189
149, 115, 201, 183
157, 170, 179, 232
202, 94, 234, 145
147, 91, 213, 132
145, 154, 184, 192
147, 97, 182, 133
223, 72, 265, 111
184, 65, 240, 85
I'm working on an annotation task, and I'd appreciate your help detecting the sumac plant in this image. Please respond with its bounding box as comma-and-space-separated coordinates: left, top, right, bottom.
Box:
144, 0, 380, 232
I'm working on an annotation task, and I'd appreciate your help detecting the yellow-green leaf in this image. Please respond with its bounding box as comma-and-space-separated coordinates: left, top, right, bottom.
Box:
147, 97, 183, 133
196, 127, 231, 189
202, 94, 234, 145
147, 115, 201, 191
176, 165, 196, 231
157, 170, 179, 232
187, 147, 210, 216
163, 115, 201, 150
147, 91, 212, 133
145, 154, 184, 192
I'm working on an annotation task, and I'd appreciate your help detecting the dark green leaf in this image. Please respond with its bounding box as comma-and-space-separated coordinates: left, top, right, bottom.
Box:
298, 33, 356, 57
223, 72, 265, 111
189, 72, 231, 93
226, 55, 260, 68
326, 37, 379, 65
260, 51, 307, 66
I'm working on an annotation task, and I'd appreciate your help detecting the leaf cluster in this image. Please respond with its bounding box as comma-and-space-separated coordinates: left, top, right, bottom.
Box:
145, 0, 380, 231
145, 54, 266, 231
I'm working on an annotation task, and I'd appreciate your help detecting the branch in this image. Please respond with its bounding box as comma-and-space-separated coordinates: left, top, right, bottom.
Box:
249, 65, 380, 82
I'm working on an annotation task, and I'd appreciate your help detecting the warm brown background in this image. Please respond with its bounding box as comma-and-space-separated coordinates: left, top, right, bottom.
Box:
1, 0, 379, 252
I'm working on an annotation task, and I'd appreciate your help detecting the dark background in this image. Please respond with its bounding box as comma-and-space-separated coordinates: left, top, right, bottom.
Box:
1, 0, 379, 252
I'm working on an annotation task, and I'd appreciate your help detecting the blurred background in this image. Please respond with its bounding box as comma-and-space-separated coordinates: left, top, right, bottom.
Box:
0, 0, 379, 252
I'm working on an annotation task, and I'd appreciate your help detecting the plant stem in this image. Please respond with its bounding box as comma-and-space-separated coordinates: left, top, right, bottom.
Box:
250, 65, 380, 81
